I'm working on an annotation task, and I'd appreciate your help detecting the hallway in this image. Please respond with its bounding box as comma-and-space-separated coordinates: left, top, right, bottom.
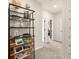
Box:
9, 0, 71, 59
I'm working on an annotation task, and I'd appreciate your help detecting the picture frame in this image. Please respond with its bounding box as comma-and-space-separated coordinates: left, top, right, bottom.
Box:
14, 46, 23, 53
15, 38, 24, 45
15, 50, 28, 59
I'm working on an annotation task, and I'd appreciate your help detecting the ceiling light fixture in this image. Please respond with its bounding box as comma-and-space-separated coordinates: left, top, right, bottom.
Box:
53, 5, 57, 8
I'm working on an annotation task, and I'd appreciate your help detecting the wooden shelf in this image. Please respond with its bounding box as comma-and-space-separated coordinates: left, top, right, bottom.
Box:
10, 27, 34, 29
10, 10, 24, 14
15, 49, 25, 54
10, 19, 31, 22
9, 3, 35, 59
10, 14, 35, 20
10, 53, 14, 56
9, 3, 35, 12
10, 43, 16, 48
15, 48, 32, 54
10, 43, 16, 46
10, 14, 24, 18
19, 54, 31, 59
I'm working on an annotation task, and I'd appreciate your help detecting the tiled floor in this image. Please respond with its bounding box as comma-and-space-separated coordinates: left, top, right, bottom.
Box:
35, 41, 64, 59
35, 47, 62, 59
27, 41, 64, 59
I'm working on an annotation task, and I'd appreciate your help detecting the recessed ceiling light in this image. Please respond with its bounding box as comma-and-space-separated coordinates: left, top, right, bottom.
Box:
53, 5, 57, 8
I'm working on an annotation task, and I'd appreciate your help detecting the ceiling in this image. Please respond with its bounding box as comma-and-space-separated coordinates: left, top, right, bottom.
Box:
36, 0, 64, 13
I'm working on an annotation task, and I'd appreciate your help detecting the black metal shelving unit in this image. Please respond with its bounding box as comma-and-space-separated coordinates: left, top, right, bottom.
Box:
9, 3, 35, 59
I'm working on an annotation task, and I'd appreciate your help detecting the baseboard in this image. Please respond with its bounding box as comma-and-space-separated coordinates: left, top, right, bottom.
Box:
35, 46, 43, 51
53, 40, 62, 43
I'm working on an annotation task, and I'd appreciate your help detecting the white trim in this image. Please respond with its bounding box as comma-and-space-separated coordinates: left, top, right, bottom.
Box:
35, 46, 43, 51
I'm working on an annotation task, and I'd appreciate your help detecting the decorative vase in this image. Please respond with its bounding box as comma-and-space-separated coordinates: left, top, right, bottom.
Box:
26, 3, 31, 9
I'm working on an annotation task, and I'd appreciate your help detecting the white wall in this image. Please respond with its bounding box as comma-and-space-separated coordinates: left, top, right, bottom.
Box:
52, 0, 71, 59
63, 0, 71, 59
53, 12, 63, 42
